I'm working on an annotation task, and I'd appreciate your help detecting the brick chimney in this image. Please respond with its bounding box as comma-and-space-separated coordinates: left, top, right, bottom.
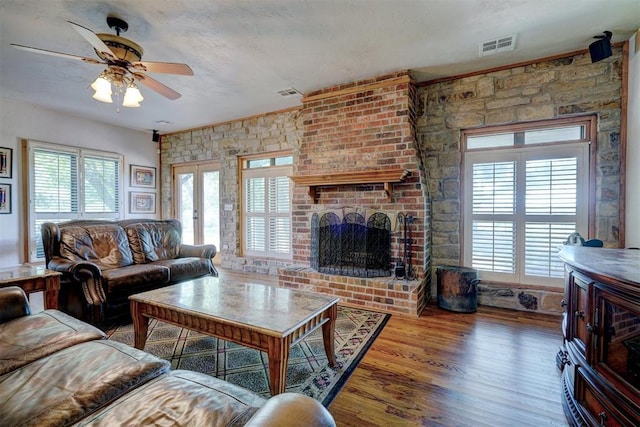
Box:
279, 71, 431, 316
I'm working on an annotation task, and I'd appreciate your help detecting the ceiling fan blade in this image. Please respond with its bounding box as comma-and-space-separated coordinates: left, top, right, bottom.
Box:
133, 73, 182, 100
67, 21, 117, 61
10, 44, 103, 64
131, 61, 194, 76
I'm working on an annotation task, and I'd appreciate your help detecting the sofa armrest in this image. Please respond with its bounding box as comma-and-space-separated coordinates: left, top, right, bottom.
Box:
244, 393, 336, 427
0, 286, 31, 324
47, 257, 102, 281
47, 257, 106, 307
178, 244, 216, 260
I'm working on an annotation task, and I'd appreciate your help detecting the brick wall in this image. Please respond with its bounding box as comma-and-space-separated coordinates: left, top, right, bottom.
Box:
283, 71, 431, 316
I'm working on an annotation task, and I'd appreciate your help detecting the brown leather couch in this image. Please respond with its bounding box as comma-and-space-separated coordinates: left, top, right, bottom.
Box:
0, 287, 336, 427
42, 219, 217, 323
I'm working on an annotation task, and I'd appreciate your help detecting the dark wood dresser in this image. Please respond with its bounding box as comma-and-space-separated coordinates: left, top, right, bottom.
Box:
558, 246, 640, 426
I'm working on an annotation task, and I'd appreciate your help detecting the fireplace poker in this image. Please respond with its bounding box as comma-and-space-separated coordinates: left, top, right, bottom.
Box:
394, 212, 406, 279
406, 214, 415, 280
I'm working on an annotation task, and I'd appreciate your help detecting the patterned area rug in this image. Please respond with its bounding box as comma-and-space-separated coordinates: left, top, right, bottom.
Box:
105, 306, 389, 406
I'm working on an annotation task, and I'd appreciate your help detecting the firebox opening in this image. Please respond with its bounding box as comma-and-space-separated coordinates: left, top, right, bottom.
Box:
311, 211, 391, 278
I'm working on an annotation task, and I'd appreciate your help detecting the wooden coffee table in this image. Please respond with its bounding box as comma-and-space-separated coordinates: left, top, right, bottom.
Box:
129, 276, 339, 395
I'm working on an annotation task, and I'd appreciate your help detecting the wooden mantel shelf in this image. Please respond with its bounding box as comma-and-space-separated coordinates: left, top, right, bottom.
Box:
290, 168, 410, 203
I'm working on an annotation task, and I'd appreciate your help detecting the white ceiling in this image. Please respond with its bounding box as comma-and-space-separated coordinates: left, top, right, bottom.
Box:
1, 0, 638, 135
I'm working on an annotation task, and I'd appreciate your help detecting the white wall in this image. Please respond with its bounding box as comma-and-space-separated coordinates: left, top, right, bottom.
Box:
0, 97, 158, 267
627, 31, 640, 248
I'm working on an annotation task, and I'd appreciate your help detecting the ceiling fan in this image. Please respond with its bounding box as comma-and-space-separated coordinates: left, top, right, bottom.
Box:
10, 16, 193, 107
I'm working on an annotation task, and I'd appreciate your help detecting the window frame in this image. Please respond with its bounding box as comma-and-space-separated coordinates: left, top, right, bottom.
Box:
462, 116, 596, 287
239, 151, 293, 260
25, 140, 124, 262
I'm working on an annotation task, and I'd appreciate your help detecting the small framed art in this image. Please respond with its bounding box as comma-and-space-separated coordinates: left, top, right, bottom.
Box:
0, 183, 11, 214
130, 191, 156, 214
130, 164, 156, 189
0, 147, 12, 178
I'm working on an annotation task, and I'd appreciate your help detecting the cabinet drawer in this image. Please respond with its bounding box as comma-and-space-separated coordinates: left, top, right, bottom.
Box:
576, 368, 634, 426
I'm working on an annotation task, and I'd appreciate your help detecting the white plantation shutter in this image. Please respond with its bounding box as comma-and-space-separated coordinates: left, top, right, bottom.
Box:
28, 142, 123, 262
472, 162, 515, 215
471, 161, 516, 273
268, 176, 291, 254
464, 125, 590, 287
246, 217, 266, 252
245, 177, 266, 252
242, 159, 292, 259
525, 158, 577, 216
524, 158, 578, 278
472, 221, 515, 273
525, 222, 576, 277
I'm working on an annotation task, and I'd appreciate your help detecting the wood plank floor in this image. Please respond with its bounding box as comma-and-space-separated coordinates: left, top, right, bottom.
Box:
218, 269, 568, 426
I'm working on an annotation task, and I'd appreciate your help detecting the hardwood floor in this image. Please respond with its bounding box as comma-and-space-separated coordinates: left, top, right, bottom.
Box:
217, 269, 568, 426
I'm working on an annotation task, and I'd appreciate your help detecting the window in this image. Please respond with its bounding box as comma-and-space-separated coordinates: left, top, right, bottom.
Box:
27, 141, 123, 261
463, 118, 593, 287
241, 154, 293, 259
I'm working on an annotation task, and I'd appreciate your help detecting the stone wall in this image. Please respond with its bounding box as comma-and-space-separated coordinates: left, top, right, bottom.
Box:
416, 48, 624, 314
160, 48, 624, 316
160, 110, 302, 274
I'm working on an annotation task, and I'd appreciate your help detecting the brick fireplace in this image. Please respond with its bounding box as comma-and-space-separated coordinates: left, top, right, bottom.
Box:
278, 71, 431, 316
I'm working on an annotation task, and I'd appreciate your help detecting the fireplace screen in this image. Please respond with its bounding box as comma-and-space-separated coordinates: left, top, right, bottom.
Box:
311, 211, 391, 278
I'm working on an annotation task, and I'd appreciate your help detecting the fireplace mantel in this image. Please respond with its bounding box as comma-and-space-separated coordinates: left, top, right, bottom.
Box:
290, 168, 410, 203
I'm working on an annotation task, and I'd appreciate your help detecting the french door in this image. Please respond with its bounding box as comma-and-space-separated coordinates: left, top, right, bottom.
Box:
172, 162, 220, 263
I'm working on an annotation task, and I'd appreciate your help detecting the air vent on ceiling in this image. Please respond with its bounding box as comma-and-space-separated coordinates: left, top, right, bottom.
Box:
276, 87, 302, 97
479, 34, 517, 57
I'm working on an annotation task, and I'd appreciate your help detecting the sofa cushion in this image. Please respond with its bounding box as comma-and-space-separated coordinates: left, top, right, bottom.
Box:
154, 257, 213, 282
75, 370, 265, 426
60, 224, 134, 269
101, 264, 170, 293
0, 340, 169, 427
125, 222, 181, 264
0, 310, 105, 375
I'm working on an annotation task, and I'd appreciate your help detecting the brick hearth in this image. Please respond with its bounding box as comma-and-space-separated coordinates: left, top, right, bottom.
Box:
279, 266, 424, 316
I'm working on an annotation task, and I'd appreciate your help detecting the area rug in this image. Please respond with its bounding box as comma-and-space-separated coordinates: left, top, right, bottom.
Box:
104, 306, 389, 407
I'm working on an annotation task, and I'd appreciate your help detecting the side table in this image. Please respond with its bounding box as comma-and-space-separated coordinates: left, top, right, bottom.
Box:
0, 265, 61, 309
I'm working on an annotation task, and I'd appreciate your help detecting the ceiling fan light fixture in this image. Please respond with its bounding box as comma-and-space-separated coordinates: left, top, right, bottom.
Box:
12, 17, 192, 109
91, 73, 113, 103
122, 82, 144, 107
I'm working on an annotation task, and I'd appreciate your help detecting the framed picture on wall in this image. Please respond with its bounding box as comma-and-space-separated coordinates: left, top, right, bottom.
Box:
0, 147, 12, 178
0, 183, 11, 214
130, 164, 156, 189
130, 191, 156, 214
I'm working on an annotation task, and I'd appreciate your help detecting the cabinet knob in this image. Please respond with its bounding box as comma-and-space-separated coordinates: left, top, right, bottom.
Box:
575, 310, 585, 320
561, 299, 567, 308
586, 322, 595, 334
598, 411, 607, 426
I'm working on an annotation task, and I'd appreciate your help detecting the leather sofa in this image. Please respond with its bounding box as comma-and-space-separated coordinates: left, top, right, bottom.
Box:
0, 286, 336, 427
42, 219, 217, 323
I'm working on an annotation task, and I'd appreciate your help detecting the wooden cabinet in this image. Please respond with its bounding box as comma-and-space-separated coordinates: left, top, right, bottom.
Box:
559, 247, 640, 426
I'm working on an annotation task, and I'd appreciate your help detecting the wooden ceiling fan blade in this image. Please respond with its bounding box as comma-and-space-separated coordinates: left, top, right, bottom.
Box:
67, 21, 117, 61
134, 73, 182, 100
131, 61, 194, 76
10, 44, 104, 64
